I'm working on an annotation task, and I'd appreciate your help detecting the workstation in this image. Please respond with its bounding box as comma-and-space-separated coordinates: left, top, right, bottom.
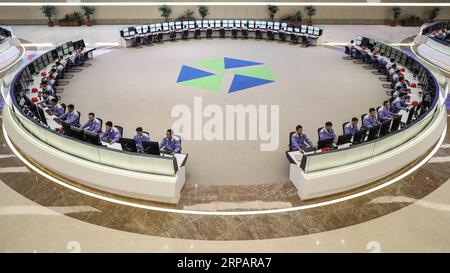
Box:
119, 19, 323, 47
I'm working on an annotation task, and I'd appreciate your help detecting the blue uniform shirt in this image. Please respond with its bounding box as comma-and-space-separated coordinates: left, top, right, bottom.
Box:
134, 133, 151, 149
319, 128, 337, 142
80, 119, 102, 134
160, 136, 181, 153
391, 98, 408, 113
363, 114, 380, 128
100, 127, 121, 143
344, 123, 359, 135
290, 132, 313, 151
50, 103, 64, 117
59, 110, 79, 125
40, 95, 54, 107
378, 106, 394, 122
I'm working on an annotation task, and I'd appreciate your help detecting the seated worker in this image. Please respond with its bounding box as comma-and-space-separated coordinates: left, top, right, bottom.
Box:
134, 127, 151, 151
391, 93, 409, 114
319, 122, 337, 143
394, 77, 410, 92
100, 121, 121, 144
57, 104, 79, 126
47, 74, 56, 87
40, 81, 54, 96
378, 100, 395, 122
290, 125, 314, 152
80, 112, 102, 134
48, 98, 64, 117
363, 108, 380, 129
38, 91, 54, 108
346, 40, 355, 56
344, 117, 359, 135
160, 129, 181, 155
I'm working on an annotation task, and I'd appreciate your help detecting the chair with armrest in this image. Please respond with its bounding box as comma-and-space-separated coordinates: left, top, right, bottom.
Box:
317, 127, 324, 140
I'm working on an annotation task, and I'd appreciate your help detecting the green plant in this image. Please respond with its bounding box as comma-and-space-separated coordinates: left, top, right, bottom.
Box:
304, 5, 317, 24
41, 5, 56, 22
428, 7, 441, 22
198, 5, 209, 20
292, 10, 302, 23
159, 5, 172, 22
267, 5, 279, 21
184, 9, 195, 20
81, 6, 95, 21
400, 15, 422, 26
392, 6, 401, 24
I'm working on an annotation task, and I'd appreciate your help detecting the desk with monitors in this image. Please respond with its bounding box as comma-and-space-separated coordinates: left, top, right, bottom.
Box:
119, 19, 323, 47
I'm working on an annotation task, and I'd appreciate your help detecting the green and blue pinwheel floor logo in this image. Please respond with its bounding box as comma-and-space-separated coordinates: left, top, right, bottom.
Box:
176, 57, 275, 93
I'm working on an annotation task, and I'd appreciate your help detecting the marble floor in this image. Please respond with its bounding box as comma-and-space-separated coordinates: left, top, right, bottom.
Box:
1, 25, 450, 252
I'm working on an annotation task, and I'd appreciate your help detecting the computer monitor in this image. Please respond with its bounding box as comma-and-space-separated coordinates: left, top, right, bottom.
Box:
367, 124, 380, 141
195, 20, 202, 27
163, 23, 169, 31
222, 20, 228, 28
287, 27, 293, 32
120, 138, 138, 153
268, 22, 274, 29
337, 134, 352, 146
317, 138, 334, 149
175, 21, 182, 29
70, 126, 84, 140
188, 21, 195, 29
307, 26, 314, 34
294, 28, 300, 33
142, 141, 161, 156
353, 129, 367, 144
150, 24, 156, 32
355, 35, 363, 46
183, 21, 189, 29
300, 25, 307, 33
135, 26, 143, 34
379, 119, 392, 137
248, 20, 255, 28
259, 21, 267, 29
241, 20, 248, 27
215, 20, 221, 27
390, 115, 402, 132
36, 106, 47, 126
142, 25, 149, 33
235, 20, 241, 27
273, 22, 280, 30
227, 20, 234, 27
84, 130, 102, 146
281, 23, 287, 30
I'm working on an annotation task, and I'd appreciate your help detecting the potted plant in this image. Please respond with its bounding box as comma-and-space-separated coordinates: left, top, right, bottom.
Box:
304, 5, 316, 26
41, 5, 56, 27
268, 5, 279, 21
184, 9, 195, 20
159, 5, 172, 22
391, 6, 401, 26
428, 7, 441, 22
59, 12, 83, 27
198, 5, 209, 20
81, 6, 95, 26
400, 15, 422, 27
292, 10, 303, 25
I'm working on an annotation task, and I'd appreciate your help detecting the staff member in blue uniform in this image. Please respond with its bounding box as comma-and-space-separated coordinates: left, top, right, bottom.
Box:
344, 117, 359, 135
80, 113, 102, 134
57, 104, 79, 126
160, 129, 181, 155
363, 108, 380, 128
319, 122, 337, 143
134, 127, 151, 151
100, 121, 121, 144
378, 101, 395, 122
290, 125, 314, 152
391, 93, 409, 113
38, 91, 54, 108
49, 98, 64, 117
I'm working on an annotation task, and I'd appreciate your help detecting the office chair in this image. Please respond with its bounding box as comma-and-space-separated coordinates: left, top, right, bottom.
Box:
206, 28, 213, 38
61, 103, 66, 113
219, 28, 225, 38
182, 29, 189, 39
376, 106, 381, 113
279, 32, 286, 42
134, 36, 143, 48
143, 131, 150, 136
169, 31, 176, 41
155, 33, 163, 42
96, 118, 103, 131
194, 29, 201, 39
342, 122, 350, 135
317, 127, 324, 140
241, 29, 249, 39
175, 134, 182, 152
267, 30, 274, 40
255, 29, 263, 40
290, 33, 299, 44
231, 28, 238, 39
289, 131, 295, 151
301, 36, 311, 47
115, 125, 124, 137
75, 111, 81, 127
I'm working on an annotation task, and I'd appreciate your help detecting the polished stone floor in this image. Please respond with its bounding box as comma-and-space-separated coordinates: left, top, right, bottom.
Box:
1, 25, 450, 252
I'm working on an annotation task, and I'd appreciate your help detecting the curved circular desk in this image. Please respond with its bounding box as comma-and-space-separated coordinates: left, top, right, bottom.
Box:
2, 32, 447, 206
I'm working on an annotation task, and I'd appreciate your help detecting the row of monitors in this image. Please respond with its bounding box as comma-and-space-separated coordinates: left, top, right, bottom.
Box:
121, 20, 321, 37
355, 35, 435, 95
422, 21, 450, 35
15, 40, 86, 93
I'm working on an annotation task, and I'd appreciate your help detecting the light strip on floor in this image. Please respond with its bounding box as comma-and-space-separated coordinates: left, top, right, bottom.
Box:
0, 2, 449, 7
3, 119, 447, 216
